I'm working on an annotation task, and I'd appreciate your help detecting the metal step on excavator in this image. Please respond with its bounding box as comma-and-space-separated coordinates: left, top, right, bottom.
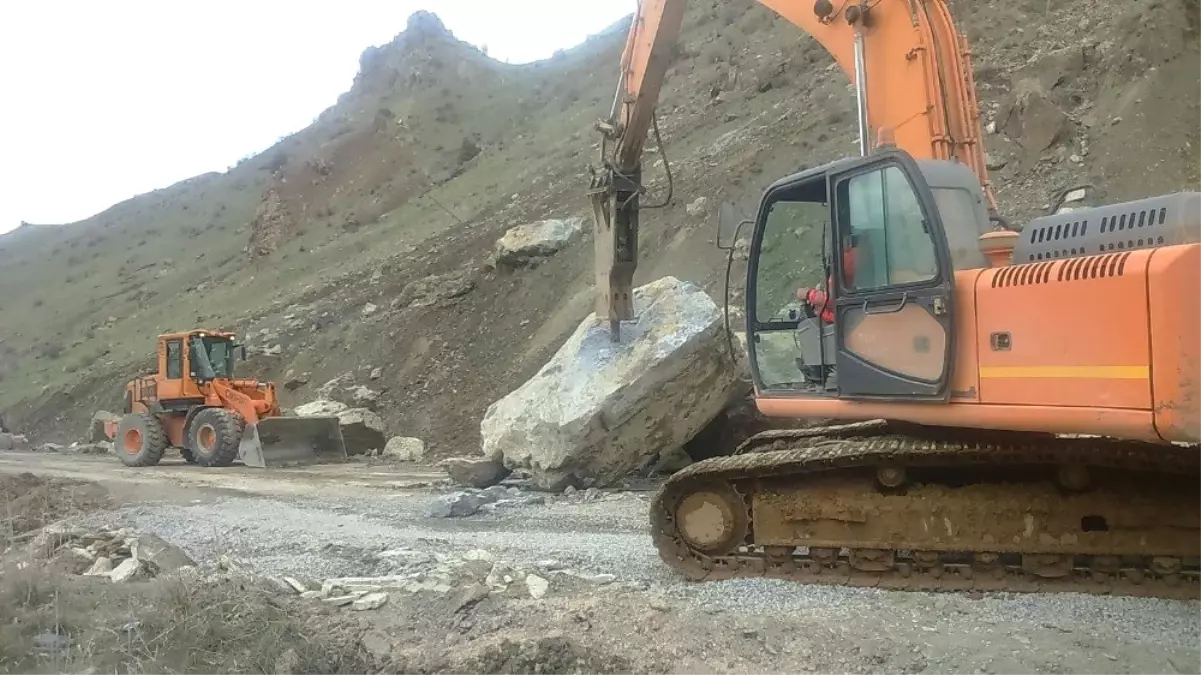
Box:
586, 0, 1200, 598
104, 330, 346, 468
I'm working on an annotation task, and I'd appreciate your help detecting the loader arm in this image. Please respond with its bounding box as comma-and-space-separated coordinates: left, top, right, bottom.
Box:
590, 0, 994, 338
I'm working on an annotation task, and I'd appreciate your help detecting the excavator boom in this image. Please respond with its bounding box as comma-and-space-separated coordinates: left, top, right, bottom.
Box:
589, 0, 996, 337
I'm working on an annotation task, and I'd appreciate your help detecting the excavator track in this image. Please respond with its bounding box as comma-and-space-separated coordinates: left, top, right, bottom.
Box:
650, 423, 1201, 600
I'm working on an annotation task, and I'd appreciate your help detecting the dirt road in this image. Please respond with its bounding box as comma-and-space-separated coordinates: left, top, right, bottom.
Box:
1, 450, 1198, 674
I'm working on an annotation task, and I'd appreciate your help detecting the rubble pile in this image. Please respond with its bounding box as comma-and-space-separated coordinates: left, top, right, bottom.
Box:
28, 524, 195, 583
276, 548, 617, 611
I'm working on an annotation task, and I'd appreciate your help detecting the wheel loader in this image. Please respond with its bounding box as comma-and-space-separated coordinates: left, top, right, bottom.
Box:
104, 330, 347, 468
588, 0, 1200, 597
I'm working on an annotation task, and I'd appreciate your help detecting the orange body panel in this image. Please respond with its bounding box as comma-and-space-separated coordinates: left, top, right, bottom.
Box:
756, 244, 1201, 444
1147, 245, 1201, 442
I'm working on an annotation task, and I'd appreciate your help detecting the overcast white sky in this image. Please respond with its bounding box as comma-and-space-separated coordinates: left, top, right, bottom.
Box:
0, 1, 633, 234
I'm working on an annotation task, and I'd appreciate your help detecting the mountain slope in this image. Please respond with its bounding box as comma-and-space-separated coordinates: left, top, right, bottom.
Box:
2, 0, 1197, 453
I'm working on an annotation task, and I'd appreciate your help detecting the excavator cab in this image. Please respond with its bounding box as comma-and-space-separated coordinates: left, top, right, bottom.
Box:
746, 148, 957, 402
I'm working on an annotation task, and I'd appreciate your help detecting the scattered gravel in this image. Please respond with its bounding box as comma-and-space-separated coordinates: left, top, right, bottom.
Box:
75, 489, 664, 583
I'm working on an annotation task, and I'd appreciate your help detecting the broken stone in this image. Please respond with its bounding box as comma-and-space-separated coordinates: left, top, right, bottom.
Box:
525, 573, 550, 600
349, 385, 380, 409
426, 491, 489, 518
362, 303, 379, 317
1000, 90, 1071, 157
351, 591, 389, 611
494, 217, 585, 269
462, 549, 495, 563
263, 344, 283, 356
394, 270, 475, 309
369, 367, 383, 380
109, 558, 142, 583
72, 442, 113, 455
284, 373, 311, 391
382, 436, 425, 461
1063, 188, 1088, 203
283, 577, 308, 593
300, 590, 324, 600
480, 276, 740, 490
581, 573, 617, 585
442, 456, 510, 488
685, 197, 708, 217
336, 408, 387, 455
324, 594, 359, 606
294, 399, 349, 417
454, 583, 492, 611
485, 562, 514, 590
83, 556, 114, 576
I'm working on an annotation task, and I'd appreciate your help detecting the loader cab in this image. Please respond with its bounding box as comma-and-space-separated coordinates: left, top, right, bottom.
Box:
745, 148, 957, 401
154, 331, 241, 402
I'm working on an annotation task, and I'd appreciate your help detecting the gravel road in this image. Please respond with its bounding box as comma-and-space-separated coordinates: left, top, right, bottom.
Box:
68, 483, 1200, 674
3, 450, 1194, 675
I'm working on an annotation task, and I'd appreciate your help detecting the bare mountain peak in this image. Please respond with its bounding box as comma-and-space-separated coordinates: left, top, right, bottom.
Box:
406, 10, 448, 36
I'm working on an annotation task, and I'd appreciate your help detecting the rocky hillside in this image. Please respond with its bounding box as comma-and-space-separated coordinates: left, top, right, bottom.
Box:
2, 0, 1197, 454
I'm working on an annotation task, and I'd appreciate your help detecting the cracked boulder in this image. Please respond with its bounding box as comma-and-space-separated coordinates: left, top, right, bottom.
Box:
479, 276, 740, 490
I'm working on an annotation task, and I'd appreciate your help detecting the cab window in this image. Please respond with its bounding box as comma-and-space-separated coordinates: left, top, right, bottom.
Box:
837, 165, 938, 291
165, 339, 183, 379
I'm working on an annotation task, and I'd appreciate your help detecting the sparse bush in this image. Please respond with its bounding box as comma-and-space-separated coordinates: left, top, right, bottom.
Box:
38, 342, 63, 360
458, 138, 481, 164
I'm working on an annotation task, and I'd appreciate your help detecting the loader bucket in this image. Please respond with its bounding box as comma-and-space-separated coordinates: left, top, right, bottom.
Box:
238, 416, 347, 468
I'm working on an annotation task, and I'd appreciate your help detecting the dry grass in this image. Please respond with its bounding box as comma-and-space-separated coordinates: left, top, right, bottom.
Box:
0, 473, 372, 674
0, 473, 111, 553
0, 569, 373, 674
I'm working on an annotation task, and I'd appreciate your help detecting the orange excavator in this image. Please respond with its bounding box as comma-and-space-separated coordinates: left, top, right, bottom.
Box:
588, 0, 1200, 597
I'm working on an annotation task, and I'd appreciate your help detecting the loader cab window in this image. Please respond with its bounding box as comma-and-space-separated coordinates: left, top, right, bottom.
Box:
165, 339, 183, 380
836, 165, 938, 291
203, 338, 234, 378
189, 336, 233, 381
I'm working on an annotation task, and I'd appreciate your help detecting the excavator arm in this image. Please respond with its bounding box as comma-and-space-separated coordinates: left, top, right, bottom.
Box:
589, 0, 995, 339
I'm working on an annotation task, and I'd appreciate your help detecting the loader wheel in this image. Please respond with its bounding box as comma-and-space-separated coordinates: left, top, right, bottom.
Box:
186, 408, 243, 467
180, 447, 197, 464
116, 413, 168, 468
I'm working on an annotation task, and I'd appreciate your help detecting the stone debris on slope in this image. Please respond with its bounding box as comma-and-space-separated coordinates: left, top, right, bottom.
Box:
479, 276, 741, 490
493, 216, 586, 269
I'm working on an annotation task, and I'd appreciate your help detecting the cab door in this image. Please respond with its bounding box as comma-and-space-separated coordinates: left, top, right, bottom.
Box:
828, 151, 956, 400
156, 337, 187, 401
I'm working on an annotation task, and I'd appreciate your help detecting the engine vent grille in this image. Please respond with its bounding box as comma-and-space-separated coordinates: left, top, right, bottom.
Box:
1012, 192, 1199, 263
990, 252, 1132, 288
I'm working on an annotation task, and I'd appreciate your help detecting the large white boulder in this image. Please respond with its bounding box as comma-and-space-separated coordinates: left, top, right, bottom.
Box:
480, 276, 740, 489
494, 217, 585, 269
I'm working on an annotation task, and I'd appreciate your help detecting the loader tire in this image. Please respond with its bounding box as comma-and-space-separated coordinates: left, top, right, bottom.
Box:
180, 447, 197, 464
115, 413, 168, 468
187, 408, 243, 467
